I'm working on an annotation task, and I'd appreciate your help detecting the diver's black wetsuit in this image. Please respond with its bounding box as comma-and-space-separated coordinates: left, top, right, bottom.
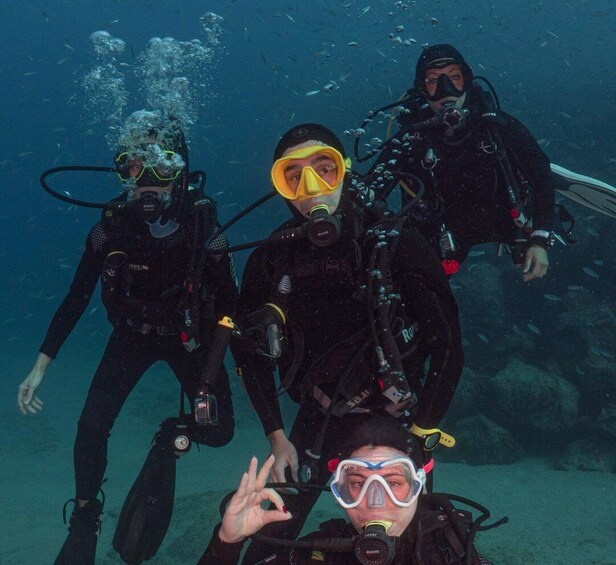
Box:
200, 496, 492, 564
377, 85, 555, 263
39, 189, 238, 501
232, 201, 463, 562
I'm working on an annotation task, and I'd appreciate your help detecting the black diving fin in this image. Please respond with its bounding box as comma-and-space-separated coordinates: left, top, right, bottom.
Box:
112, 417, 192, 564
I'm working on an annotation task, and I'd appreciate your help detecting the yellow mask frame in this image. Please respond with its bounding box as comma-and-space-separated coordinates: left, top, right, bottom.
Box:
271, 145, 351, 201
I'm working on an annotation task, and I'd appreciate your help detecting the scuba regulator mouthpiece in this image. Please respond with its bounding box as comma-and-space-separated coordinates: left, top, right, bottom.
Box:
134, 190, 165, 222
354, 521, 396, 565
439, 102, 468, 130
306, 204, 341, 247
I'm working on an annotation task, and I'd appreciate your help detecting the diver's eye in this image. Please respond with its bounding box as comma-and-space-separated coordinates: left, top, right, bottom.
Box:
285, 172, 302, 188
349, 479, 366, 491
318, 162, 337, 176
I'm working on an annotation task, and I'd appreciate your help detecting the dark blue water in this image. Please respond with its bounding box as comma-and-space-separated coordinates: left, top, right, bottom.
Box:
1, 1, 614, 563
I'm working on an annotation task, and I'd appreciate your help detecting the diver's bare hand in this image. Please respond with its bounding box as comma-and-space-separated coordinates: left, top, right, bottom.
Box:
18, 353, 51, 415
523, 245, 549, 282
219, 455, 292, 544
267, 429, 299, 484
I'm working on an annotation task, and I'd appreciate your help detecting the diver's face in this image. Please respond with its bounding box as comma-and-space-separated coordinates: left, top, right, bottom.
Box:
120, 139, 179, 198
283, 141, 343, 217
424, 64, 466, 111
344, 446, 419, 537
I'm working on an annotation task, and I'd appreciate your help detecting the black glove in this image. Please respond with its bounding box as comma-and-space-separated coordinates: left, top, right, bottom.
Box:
244, 303, 285, 358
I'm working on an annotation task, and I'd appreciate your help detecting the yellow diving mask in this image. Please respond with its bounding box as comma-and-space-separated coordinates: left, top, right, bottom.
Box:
270, 145, 351, 201
115, 146, 185, 184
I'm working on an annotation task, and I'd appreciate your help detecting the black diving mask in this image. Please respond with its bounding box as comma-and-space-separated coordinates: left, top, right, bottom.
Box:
425, 73, 466, 102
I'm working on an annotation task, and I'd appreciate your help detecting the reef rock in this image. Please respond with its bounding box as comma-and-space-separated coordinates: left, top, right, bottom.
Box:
440, 413, 523, 465
556, 436, 616, 473
441, 367, 486, 426
483, 359, 579, 449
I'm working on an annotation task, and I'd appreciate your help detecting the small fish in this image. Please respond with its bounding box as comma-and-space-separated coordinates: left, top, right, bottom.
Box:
543, 293, 561, 301
591, 347, 614, 359
347, 41, 359, 47
23, 72, 39, 76
586, 227, 599, 236
305, 90, 320, 96
546, 30, 560, 39
361, 6, 371, 15
63, 42, 75, 51
467, 250, 485, 257
285, 13, 295, 23
57, 57, 70, 65
527, 323, 541, 335
593, 259, 604, 266
567, 285, 582, 291
88, 307, 98, 315
59, 264, 73, 269
540, 41, 548, 47
478, 333, 489, 344
559, 111, 572, 119
564, 59, 571, 68
575, 365, 584, 375
18, 151, 34, 157
583, 267, 599, 278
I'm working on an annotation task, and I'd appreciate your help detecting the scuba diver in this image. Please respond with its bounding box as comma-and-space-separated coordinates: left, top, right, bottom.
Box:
16, 110, 237, 564
231, 124, 464, 563
361, 44, 555, 281
200, 418, 498, 564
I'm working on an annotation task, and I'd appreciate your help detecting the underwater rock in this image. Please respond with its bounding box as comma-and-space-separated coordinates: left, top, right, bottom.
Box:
441, 367, 487, 425
483, 359, 579, 448
456, 262, 506, 327
557, 302, 616, 337
596, 404, 616, 439
575, 356, 616, 412
440, 413, 523, 465
556, 436, 616, 473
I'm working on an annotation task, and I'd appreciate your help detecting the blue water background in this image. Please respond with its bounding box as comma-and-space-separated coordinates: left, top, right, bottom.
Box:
0, 0, 614, 563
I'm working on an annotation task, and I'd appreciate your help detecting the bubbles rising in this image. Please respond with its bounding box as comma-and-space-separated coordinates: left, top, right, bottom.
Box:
136, 36, 214, 129
200, 12, 224, 46
89, 30, 126, 57
81, 31, 128, 136
78, 13, 224, 149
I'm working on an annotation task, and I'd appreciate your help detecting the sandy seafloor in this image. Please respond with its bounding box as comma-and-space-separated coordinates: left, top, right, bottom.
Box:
2, 348, 615, 565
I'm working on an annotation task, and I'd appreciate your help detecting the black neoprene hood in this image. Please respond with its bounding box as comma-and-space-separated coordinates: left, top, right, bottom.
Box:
413, 44, 474, 92
338, 418, 423, 469
273, 123, 346, 161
